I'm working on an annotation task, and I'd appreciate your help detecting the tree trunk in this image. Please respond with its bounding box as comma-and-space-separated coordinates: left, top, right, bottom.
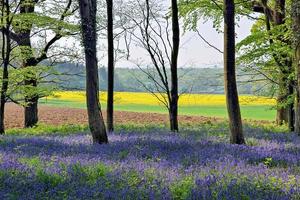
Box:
296, 44, 300, 134
276, 69, 294, 129
24, 74, 38, 127
293, 0, 300, 134
24, 95, 39, 128
0, 0, 11, 134
23, 60, 38, 127
106, 0, 114, 133
18, 0, 39, 128
0, 36, 8, 134
287, 82, 295, 131
276, 109, 287, 125
0, 100, 5, 134
224, 0, 245, 144
276, 91, 289, 125
24, 97, 38, 127
273, 0, 295, 129
79, 0, 108, 144
170, 0, 180, 132
169, 105, 178, 131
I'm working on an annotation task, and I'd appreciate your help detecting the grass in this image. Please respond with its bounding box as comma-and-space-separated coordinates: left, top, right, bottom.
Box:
6, 124, 89, 136
40, 99, 276, 121
5, 123, 168, 136
5, 118, 287, 137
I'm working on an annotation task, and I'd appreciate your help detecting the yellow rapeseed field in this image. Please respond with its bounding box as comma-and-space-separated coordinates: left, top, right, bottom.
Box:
48, 91, 276, 106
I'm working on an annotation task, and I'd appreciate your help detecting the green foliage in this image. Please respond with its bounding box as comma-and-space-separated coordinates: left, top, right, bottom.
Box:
19, 156, 65, 188
170, 176, 194, 200
263, 157, 274, 167
237, 20, 293, 65
19, 157, 43, 169
236, 3, 294, 104
72, 163, 110, 185
118, 150, 130, 159
246, 137, 259, 146
125, 170, 142, 187
7, 65, 57, 102
6, 124, 88, 136
36, 170, 64, 188
179, 0, 252, 32
179, 0, 223, 31
245, 122, 289, 134
13, 13, 78, 34
0, 0, 80, 109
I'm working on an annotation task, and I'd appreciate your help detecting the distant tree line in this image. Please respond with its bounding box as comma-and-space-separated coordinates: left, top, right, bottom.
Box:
54, 63, 269, 95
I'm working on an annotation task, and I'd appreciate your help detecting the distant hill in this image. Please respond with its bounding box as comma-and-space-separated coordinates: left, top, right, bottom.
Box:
52, 63, 269, 95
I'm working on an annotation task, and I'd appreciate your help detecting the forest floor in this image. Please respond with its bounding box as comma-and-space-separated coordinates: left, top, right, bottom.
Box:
0, 115, 299, 199
2, 103, 300, 199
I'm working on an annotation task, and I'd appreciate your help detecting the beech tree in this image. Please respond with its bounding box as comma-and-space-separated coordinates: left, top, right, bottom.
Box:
224, 0, 245, 144
0, 0, 79, 128
79, 0, 108, 144
251, 0, 294, 130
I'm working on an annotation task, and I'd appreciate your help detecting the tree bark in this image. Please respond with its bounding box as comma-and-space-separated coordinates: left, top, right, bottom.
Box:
170, 0, 180, 132
293, 0, 300, 134
0, 0, 10, 134
224, 0, 245, 144
22, 55, 38, 128
276, 68, 294, 130
24, 93, 39, 128
79, 0, 108, 144
18, 0, 39, 128
106, 0, 114, 133
287, 80, 295, 131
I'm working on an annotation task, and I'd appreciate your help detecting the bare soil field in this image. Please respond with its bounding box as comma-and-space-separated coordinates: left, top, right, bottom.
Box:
6, 103, 226, 129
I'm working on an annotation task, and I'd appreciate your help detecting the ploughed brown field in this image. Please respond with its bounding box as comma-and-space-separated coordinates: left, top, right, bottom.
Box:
6, 103, 224, 129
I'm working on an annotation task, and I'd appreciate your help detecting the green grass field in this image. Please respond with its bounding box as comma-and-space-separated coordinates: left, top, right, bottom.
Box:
40, 99, 276, 121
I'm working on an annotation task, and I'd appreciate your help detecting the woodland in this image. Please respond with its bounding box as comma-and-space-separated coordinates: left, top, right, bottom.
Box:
0, 0, 299, 199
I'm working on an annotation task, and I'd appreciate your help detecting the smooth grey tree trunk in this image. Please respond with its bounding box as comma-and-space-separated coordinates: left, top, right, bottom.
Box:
224, 0, 245, 144
79, 0, 108, 144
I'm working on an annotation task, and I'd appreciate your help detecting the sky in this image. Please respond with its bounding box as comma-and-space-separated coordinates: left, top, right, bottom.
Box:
38, 0, 255, 69
114, 17, 254, 68
47, 1, 255, 69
